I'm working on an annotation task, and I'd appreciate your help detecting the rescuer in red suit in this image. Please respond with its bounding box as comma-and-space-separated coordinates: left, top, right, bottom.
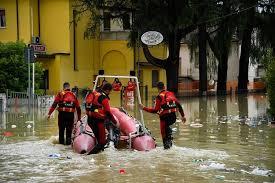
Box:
48, 82, 81, 145
140, 82, 186, 149
85, 82, 119, 154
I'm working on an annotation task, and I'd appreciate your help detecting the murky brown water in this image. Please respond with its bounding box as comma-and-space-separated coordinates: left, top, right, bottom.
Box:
0, 93, 275, 182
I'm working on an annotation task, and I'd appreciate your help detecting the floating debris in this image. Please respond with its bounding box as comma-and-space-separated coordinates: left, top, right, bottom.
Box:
3, 131, 13, 137
11, 125, 17, 128
172, 128, 177, 132
176, 119, 181, 123
48, 153, 61, 158
27, 124, 32, 128
250, 167, 272, 176
190, 123, 203, 128
215, 175, 225, 180
119, 169, 126, 174
199, 162, 226, 170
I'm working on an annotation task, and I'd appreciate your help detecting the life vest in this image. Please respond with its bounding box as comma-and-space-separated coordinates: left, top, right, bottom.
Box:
85, 91, 107, 119
126, 80, 136, 91
58, 91, 77, 112
112, 79, 122, 91
158, 90, 177, 116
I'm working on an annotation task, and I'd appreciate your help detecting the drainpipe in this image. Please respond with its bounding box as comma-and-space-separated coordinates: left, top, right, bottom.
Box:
16, 0, 19, 40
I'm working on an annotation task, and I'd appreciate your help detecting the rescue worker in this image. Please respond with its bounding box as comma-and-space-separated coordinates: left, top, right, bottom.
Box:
47, 82, 81, 145
139, 82, 186, 149
112, 78, 122, 91
85, 82, 119, 154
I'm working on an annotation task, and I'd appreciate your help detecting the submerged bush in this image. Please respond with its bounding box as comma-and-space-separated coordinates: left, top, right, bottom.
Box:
0, 41, 44, 93
265, 50, 275, 117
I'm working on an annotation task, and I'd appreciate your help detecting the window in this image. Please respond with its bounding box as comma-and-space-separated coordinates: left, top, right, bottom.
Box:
122, 14, 130, 30
103, 12, 111, 31
0, 9, 6, 28
152, 70, 159, 87
43, 70, 49, 89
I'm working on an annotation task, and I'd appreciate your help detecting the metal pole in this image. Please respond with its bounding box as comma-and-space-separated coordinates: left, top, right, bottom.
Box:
93, 75, 145, 126
32, 63, 35, 102
28, 51, 31, 108
30, 7, 35, 104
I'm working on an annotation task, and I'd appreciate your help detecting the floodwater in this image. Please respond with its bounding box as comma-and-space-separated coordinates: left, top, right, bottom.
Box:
0, 93, 275, 183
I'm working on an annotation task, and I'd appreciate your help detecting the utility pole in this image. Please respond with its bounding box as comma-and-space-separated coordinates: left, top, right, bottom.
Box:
25, 45, 35, 108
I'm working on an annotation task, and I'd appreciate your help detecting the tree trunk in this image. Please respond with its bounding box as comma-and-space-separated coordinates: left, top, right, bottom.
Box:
198, 23, 208, 95
238, 8, 254, 93
238, 27, 252, 93
165, 59, 179, 93
217, 50, 229, 95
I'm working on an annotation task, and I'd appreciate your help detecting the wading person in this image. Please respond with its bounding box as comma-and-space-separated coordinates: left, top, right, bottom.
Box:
139, 82, 186, 149
47, 82, 81, 145
85, 82, 119, 154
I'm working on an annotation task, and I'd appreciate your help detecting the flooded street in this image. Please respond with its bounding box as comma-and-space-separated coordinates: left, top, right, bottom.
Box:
0, 93, 275, 182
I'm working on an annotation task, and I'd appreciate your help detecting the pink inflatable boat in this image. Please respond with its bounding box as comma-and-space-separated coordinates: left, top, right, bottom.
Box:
71, 116, 96, 154
71, 107, 156, 154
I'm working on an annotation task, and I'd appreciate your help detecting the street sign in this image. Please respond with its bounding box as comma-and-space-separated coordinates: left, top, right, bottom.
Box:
141, 31, 163, 46
24, 46, 35, 63
30, 44, 46, 53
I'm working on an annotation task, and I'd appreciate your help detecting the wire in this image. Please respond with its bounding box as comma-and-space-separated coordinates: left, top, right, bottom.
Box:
197, 3, 259, 25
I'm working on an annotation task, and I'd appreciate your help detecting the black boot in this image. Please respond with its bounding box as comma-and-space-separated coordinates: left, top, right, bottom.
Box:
87, 144, 105, 155
163, 137, 172, 149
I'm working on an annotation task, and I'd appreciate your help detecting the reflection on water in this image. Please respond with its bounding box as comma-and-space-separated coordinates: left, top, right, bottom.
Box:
0, 93, 275, 182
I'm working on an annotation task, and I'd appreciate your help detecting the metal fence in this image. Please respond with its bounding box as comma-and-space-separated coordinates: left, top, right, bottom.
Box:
6, 89, 38, 107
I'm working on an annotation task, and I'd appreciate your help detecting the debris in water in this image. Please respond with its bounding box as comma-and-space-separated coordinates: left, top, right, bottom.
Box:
119, 169, 126, 174
215, 175, 225, 180
192, 159, 204, 163
48, 153, 61, 158
27, 124, 32, 128
11, 125, 16, 128
251, 167, 272, 176
190, 123, 203, 128
176, 119, 181, 123
3, 131, 13, 137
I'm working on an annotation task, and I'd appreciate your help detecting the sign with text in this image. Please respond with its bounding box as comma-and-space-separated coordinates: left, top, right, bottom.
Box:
31, 44, 46, 53
141, 31, 163, 46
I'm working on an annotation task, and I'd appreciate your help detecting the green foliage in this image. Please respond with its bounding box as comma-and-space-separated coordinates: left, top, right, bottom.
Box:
0, 41, 44, 93
265, 50, 275, 116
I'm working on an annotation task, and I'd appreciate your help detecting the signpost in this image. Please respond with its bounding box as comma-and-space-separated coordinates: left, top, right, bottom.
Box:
24, 45, 36, 108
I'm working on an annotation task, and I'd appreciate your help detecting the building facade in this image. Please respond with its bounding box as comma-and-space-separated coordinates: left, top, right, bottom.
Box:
0, 0, 166, 94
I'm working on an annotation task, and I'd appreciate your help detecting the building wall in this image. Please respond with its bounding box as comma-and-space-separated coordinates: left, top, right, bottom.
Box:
0, 0, 18, 42
18, 0, 32, 43
41, 57, 61, 92
179, 41, 241, 91
136, 45, 167, 92
100, 40, 134, 76
40, 0, 70, 54
0, 0, 168, 94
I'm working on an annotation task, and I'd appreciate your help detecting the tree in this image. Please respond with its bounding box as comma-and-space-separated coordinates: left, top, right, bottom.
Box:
238, 0, 274, 92
74, 0, 197, 94
0, 41, 44, 93
207, 0, 237, 94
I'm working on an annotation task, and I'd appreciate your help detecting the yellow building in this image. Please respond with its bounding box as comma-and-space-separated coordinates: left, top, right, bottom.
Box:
0, 0, 166, 94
